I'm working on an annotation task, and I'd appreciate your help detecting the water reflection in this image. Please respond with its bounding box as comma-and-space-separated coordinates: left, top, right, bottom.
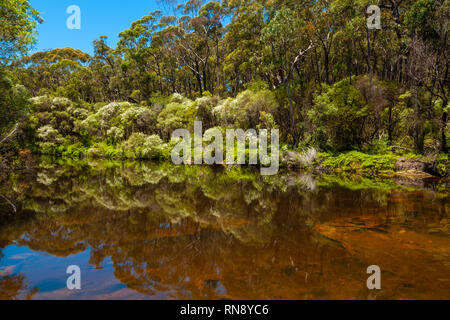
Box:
0, 160, 448, 299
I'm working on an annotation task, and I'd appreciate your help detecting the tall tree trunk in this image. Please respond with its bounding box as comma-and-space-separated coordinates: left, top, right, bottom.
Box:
413, 85, 424, 154
324, 48, 330, 84
366, 26, 373, 91
441, 98, 448, 153
388, 104, 393, 144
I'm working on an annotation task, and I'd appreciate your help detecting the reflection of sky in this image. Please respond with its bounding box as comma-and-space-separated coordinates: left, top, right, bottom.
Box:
0, 245, 155, 299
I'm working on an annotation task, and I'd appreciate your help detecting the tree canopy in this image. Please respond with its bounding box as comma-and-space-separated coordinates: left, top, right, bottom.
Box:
1, 0, 449, 157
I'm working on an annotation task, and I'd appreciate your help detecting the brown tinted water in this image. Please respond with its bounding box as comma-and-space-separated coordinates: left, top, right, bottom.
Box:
0, 160, 448, 300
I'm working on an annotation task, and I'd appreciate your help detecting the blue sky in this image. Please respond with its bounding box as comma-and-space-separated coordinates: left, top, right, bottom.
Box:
29, 0, 177, 55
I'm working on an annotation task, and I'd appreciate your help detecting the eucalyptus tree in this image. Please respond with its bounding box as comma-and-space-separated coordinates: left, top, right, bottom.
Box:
222, 0, 266, 95
118, 11, 168, 100
0, 0, 41, 65
261, 6, 312, 143
405, 0, 449, 153
0, 0, 41, 142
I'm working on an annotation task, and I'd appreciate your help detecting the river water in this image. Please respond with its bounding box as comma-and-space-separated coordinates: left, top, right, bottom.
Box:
0, 160, 448, 299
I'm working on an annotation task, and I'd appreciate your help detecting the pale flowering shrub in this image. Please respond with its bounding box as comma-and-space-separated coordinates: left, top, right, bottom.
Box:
213, 89, 278, 129
107, 126, 124, 145
213, 97, 238, 127
120, 133, 166, 159
195, 96, 218, 128
141, 134, 164, 159
37, 125, 64, 154
30, 95, 52, 111
52, 97, 72, 110
121, 132, 146, 151
157, 98, 195, 138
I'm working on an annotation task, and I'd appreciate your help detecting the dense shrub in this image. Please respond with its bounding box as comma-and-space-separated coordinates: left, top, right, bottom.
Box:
213, 89, 278, 129
157, 94, 196, 138
36, 125, 64, 154
309, 79, 369, 150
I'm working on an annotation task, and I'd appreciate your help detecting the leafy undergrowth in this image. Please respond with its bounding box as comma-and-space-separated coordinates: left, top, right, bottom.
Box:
435, 153, 449, 177
317, 151, 398, 175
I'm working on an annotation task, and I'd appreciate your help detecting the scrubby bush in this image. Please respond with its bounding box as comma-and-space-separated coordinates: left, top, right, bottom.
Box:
120, 132, 166, 159
157, 94, 196, 139
121, 132, 147, 152
434, 153, 449, 177
88, 142, 119, 159
309, 78, 369, 150
0, 70, 30, 138
195, 96, 218, 128
141, 135, 165, 159
107, 126, 124, 145
319, 151, 398, 174
37, 125, 64, 154
213, 89, 278, 129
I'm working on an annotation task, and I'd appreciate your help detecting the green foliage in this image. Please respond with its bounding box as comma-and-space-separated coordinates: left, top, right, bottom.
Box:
3, 0, 449, 165
0, 69, 30, 138
157, 95, 196, 138
88, 142, 119, 159
121, 132, 167, 159
319, 151, 398, 175
309, 78, 369, 150
213, 89, 278, 129
435, 153, 449, 177
36, 125, 64, 154
0, 0, 41, 63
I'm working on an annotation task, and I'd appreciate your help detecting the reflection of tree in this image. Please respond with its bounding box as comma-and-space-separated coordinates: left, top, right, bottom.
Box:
0, 272, 38, 300
0, 161, 447, 299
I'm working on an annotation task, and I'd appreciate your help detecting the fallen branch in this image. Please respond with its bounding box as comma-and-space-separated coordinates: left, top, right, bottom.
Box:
0, 123, 19, 145
0, 194, 16, 213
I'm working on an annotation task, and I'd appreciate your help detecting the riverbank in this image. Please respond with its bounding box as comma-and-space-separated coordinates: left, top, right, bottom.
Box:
282, 149, 449, 178
1, 148, 448, 187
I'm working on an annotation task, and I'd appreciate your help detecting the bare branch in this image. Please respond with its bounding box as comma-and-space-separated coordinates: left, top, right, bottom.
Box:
0, 195, 16, 213
0, 123, 19, 145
